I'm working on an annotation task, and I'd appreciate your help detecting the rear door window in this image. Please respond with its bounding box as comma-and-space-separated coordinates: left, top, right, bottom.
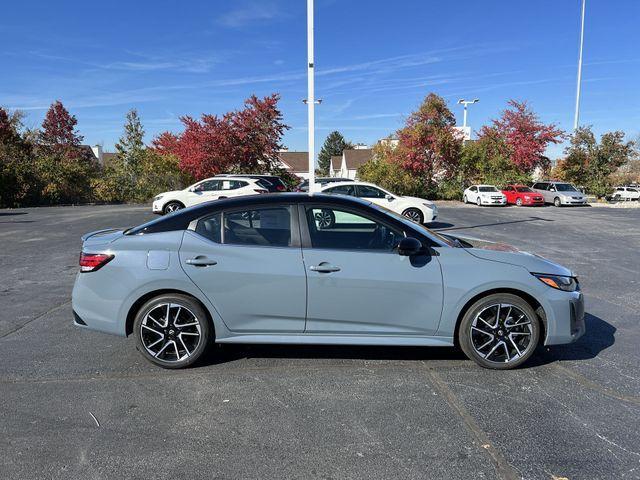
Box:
223, 206, 292, 247
325, 184, 356, 196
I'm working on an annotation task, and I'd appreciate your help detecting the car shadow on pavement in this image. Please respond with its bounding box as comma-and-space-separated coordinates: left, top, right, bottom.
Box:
197, 313, 614, 368
0, 211, 28, 216
529, 312, 616, 367
199, 343, 467, 367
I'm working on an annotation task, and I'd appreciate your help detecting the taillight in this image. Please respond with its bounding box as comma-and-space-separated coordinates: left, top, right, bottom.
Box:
79, 252, 114, 272
254, 189, 269, 194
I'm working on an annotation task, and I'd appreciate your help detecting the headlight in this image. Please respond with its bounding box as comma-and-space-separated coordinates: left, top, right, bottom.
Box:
154, 195, 164, 201
524, 195, 530, 199
423, 203, 435, 210
533, 273, 579, 292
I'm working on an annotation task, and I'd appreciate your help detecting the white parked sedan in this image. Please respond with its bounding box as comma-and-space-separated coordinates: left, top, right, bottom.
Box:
463, 185, 507, 206
319, 181, 437, 223
152, 177, 268, 215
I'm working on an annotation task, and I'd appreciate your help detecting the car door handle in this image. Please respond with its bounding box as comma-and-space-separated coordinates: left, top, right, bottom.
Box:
186, 256, 218, 267
309, 263, 341, 273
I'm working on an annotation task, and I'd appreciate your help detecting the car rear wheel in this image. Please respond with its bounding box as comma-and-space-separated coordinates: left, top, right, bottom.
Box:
515, 198, 523, 206
553, 197, 562, 207
163, 201, 184, 215
458, 293, 540, 370
402, 208, 424, 224
134, 294, 212, 369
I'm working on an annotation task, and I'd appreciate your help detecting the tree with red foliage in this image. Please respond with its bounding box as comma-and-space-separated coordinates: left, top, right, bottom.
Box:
35, 101, 95, 204
395, 93, 462, 194
478, 100, 564, 173
40, 100, 85, 157
153, 94, 288, 180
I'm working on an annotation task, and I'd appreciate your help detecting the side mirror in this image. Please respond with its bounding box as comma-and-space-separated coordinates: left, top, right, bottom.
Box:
385, 194, 394, 201
398, 237, 423, 256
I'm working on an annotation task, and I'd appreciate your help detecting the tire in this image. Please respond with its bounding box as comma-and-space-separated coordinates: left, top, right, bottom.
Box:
133, 294, 212, 369
163, 201, 184, 215
458, 293, 540, 370
515, 198, 523, 207
553, 197, 562, 207
402, 208, 424, 224
463, 195, 468, 204
315, 209, 335, 229
476, 197, 482, 206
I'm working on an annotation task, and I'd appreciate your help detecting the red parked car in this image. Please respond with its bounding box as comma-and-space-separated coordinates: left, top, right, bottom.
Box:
502, 185, 544, 206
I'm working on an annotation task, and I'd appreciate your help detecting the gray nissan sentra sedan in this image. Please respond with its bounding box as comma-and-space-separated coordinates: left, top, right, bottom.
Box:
72, 193, 585, 370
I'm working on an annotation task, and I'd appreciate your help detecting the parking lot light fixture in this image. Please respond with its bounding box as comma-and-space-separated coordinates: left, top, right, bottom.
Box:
457, 98, 479, 129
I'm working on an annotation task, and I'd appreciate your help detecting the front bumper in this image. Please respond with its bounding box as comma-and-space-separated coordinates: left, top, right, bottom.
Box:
542, 290, 586, 345
481, 197, 507, 206
561, 197, 588, 205
152, 200, 164, 214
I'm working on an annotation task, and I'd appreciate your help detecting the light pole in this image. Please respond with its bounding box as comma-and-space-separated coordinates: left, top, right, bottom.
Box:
305, 0, 322, 193
457, 98, 479, 129
574, 0, 587, 130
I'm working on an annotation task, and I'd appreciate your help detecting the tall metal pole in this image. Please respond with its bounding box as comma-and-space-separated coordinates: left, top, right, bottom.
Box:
574, 0, 586, 130
462, 104, 468, 128
307, 0, 316, 193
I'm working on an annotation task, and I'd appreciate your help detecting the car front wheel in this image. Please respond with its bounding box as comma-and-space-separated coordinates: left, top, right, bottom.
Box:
458, 293, 540, 369
553, 197, 562, 207
402, 208, 424, 224
463, 195, 468, 204
133, 294, 212, 369
476, 197, 482, 206
516, 198, 523, 206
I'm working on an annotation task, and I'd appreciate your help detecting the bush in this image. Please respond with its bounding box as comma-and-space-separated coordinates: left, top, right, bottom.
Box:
358, 157, 427, 197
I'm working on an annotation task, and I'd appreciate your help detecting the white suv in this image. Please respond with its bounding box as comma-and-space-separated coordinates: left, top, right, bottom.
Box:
463, 185, 507, 206
611, 186, 640, 201
319, 181, 438, 223
152, 177, 268, 215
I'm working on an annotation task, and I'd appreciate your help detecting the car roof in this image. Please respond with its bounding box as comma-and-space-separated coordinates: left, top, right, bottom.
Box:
199, 176, 259, 183
128, 193, 377, 235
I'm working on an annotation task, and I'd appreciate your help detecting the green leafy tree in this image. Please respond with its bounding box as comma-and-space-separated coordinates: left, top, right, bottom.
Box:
0, 107, 37, 207
396, 93, 462, 196
357, 142, 425, 197
317, 131, 352, 175
560, 126, 635, 197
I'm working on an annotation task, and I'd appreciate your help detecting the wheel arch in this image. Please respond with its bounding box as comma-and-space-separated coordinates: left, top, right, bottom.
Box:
163, 199, 186, 210
125, 288, 215, 337
452, 287, 547, 348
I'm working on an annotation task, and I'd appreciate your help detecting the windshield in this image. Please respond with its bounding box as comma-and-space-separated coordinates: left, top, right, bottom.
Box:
555, 183, 577, 192
479, 186, 498, 192
516, 187, 533, 192
370, 202, 456, 247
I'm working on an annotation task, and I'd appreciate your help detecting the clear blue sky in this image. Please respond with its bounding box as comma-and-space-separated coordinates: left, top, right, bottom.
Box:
2, 0, 639, 159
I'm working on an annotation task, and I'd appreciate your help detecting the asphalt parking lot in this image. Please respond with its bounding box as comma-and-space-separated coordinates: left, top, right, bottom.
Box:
1, 202, 639, 480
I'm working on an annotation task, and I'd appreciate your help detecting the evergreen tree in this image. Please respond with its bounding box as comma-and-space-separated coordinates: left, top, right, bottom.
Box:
115, 109, 145, 170
317, 131, 351, 175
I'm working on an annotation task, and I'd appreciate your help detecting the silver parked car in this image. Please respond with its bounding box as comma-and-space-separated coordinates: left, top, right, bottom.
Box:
531, 181, 588, 207
72, 194, 585, 370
